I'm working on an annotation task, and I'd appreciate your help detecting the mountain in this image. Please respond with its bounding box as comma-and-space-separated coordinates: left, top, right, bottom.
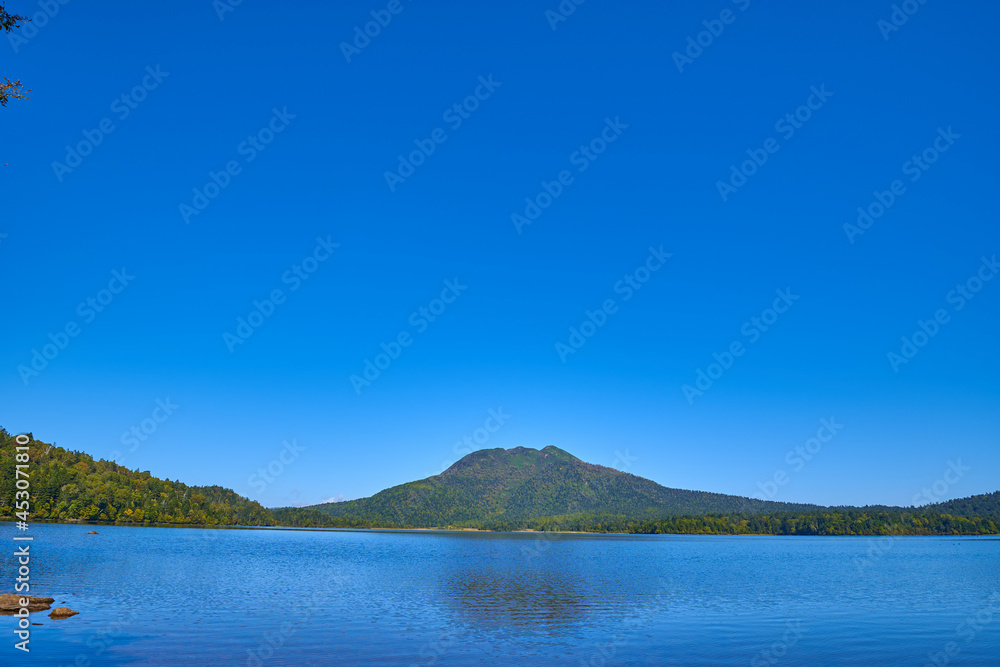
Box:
307, 445, 819, 527
306, 446, 1000, 534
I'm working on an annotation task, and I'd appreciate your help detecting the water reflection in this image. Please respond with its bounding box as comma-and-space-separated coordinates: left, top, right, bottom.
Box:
433, 533, 641, 630
440, 567, 595, 629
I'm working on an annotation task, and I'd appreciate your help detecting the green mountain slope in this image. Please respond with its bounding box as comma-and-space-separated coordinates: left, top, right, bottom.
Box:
926, 491, 1000, 520
0, 428, 275, 526
307, 445, 824, 527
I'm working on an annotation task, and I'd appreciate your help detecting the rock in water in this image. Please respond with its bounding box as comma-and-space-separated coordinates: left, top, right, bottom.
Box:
0, 594, 55, 613
49, 607, 79, 619
87, 530, 99, 535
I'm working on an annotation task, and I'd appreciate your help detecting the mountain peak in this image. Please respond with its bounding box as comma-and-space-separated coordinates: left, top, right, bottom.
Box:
539, 445, 582, 461
440, 445, 581, 476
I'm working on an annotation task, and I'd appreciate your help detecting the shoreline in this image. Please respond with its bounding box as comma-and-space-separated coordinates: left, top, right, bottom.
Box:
2, 518, 998, 538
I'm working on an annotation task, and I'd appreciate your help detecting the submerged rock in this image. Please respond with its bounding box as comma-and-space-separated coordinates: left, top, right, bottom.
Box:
0, 594, 55, 613
49, 607, 79, 619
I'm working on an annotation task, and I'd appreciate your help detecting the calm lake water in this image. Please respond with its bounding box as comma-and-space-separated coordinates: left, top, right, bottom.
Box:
2, 522, 999, 666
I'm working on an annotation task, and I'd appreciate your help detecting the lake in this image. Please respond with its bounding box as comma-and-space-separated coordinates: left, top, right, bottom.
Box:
2, 522, 999, 666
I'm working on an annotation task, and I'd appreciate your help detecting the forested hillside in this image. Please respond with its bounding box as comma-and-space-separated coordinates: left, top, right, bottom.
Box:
0, 428, 274, 525
514, 507, 999, 535
3, 429, 997, 536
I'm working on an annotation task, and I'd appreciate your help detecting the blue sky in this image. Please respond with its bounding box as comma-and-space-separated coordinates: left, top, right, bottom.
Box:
1, 0, 997, 509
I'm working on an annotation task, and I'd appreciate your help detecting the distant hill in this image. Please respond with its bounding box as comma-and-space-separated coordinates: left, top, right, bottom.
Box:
3, 430, 997, 535
923, 491, 1000, 520
305, 446, 1000, 534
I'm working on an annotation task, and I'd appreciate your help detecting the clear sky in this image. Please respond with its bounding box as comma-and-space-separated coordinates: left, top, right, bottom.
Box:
2, 1, 997, 509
